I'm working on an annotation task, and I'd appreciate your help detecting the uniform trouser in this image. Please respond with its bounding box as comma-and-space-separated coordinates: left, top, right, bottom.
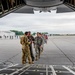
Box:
35, 45, 41, 59
41, 44, 44, 53
22, 49, 32, 64
29, 44, 34, 61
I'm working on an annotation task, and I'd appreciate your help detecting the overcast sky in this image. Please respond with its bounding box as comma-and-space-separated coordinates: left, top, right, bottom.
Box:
0, 11, 75, 34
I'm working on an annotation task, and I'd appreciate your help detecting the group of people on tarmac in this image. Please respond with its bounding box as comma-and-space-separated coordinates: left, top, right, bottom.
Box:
20, 31, 48, 64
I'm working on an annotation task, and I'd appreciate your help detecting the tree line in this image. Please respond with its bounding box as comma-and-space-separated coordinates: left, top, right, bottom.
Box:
10, 30, 24, 35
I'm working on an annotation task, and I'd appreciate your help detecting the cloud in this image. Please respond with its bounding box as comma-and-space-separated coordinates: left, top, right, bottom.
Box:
0, 12, 75, 34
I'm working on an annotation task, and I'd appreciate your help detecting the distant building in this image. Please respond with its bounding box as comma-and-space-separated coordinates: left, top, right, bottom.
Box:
0, 31, 15, 39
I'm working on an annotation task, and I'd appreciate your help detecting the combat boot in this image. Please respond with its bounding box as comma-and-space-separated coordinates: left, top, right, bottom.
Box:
22, 61, 26, 64
29, 62, 32, 64
35, 56, 38, 61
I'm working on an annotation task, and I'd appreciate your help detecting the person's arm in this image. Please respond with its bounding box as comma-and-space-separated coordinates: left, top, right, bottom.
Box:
25, 36, 31, 45
20, 37, 25, 45
40, 38, 43, 48
33, 37, 37, 48
31, 36, 35, 41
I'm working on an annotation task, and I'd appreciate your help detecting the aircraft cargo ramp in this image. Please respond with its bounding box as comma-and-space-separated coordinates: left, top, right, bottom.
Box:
0, 64, 75, 75
0, 36, 75, 74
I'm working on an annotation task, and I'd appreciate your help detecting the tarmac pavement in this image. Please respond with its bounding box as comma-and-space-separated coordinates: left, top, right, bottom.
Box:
0, 36, 75, 66
35, 36, 75, 65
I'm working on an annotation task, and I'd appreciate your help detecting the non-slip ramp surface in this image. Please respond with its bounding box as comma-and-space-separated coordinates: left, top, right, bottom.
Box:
14, 6, 34, 13
0, 64, 75, 75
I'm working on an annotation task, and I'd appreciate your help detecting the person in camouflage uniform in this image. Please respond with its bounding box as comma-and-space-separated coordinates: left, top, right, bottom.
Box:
34, 32, 43, 60
27, 31, 35, 63
20, 32, 32, 64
